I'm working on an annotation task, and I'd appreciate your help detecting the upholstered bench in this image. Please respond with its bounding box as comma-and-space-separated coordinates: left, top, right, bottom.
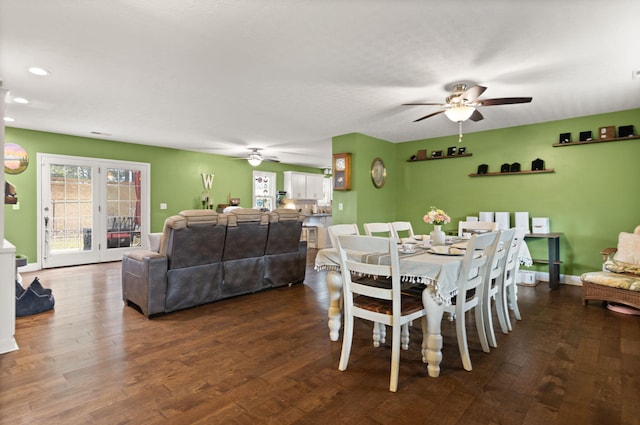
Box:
581, 226, 640, 310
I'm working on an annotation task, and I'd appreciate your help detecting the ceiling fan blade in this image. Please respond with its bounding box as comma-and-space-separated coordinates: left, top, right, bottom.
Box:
478, 97, 532, 106
469, 109, 484, 122
462, 85, 487, 102
413, 110, 446, 122
403, 102, 446, 106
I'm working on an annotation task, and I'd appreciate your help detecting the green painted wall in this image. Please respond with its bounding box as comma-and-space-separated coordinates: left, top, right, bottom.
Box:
4, 128, 320, 261
332, 133, 397, 234
333, 108, 640, 276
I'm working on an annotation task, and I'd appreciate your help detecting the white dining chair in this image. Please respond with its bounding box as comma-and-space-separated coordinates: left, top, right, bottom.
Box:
390, 221, 416, 240
500, 227, 527, 331
458, 221, 497, 237
328, 223, 388, 346
335, 234, 427, 392
444, 231, 500, 371
327, 223, 360, 248
482, 228, 516, 348
363, 222, 393, 237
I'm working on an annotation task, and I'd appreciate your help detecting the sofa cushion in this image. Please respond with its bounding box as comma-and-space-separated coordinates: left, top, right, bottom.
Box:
604, 259, 640, 276
581, 271, 640, 292
613, 232, 640, 265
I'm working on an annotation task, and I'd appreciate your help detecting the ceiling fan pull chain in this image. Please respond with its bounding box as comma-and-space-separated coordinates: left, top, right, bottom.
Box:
458, 121, 463, 143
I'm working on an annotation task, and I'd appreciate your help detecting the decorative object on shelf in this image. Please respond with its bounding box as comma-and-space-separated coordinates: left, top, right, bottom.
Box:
599, 126, 616, 139
333, 152, 351, 190
417, 149, 427, 160
4, 143, 29, 174
370, 157, 386, 188
201, 191, 214, 209
469, 168, 555, 177
532, 217, 550, 233
500, 163, 510, 173
477, 164, 488, 174
531, 158, 545, 171
458, 147, 466, 155
558, 133, 571, 144
553, 134, 640, 147
423, 206, 451, 247
407, 151, 472, 162
510, 162, 521, 172
579, 131, 592, 141
618, 125, 635, 137
447, 146, 456, 156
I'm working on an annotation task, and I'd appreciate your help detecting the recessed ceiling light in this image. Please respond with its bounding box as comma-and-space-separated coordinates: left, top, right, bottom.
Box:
4, 117, 15, 122
13, 97, 29, 104
28, 67, 50, 76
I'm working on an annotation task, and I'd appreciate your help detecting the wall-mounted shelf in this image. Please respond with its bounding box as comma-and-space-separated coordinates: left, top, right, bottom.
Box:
407, 153, 472, 162
469, 169, 555, 177
552, 135, 640, 147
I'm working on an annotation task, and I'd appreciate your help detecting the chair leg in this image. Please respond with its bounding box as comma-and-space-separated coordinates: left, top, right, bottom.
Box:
389, 324, 401, 392
483, 294, 497, 349
456, 310, 472, 371
509, 284, 522, 321
372, 322, 385, 347
495, 286, 509, 334
401, 323, 409, 350
475, 302, 490, 353
339, 314, 354, 371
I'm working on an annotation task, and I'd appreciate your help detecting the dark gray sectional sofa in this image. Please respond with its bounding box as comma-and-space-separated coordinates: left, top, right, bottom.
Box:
121, 208, 306, 318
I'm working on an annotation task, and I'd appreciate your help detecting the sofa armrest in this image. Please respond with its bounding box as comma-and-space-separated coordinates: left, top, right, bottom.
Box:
601, 247, 617, 262
122, 250, 169, 317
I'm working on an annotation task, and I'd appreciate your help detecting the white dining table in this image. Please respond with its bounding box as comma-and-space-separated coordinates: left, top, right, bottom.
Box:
315, 244, 464, 378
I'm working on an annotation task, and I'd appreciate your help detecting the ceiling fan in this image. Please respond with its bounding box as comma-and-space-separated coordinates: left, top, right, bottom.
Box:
404, 83, 533, 123
245, 148, 280, 166
404, 83, 532, 142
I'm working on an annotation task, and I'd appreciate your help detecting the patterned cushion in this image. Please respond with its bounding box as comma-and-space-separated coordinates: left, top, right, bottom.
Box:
581, 271, 640, 292
604, 259, 640, 275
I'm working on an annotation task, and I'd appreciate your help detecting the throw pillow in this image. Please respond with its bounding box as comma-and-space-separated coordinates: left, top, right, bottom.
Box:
613, 232, 640, 265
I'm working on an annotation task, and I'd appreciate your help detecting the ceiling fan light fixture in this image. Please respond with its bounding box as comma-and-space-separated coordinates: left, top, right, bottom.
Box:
444, 105, 475, 122
247, 152, 262, 166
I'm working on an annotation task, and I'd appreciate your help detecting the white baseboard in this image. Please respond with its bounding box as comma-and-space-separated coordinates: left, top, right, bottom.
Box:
531, 271, 582, 286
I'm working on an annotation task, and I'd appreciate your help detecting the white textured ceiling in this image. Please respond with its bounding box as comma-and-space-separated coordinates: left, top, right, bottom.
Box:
2, 0, 640, 168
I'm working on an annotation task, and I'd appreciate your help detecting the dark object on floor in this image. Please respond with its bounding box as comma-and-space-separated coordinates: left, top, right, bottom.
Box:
15, 277, 55, 317
29, 277, 53, 295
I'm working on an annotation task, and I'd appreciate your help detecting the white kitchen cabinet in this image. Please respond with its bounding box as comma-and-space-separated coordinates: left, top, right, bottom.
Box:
283, 171, 325, 200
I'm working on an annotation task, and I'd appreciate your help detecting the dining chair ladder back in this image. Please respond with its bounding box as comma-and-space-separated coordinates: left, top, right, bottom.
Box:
445, 231, 501, 371
335, 234, 427, 392
482, 228, 516, 348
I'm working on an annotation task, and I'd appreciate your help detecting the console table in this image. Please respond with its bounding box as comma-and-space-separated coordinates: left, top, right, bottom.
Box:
525, 233, 561, 289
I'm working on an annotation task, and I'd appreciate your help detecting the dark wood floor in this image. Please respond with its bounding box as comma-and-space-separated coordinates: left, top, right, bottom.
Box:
1, 250, 639, 425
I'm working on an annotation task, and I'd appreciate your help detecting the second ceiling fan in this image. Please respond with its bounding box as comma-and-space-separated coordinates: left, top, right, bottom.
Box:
404, 83, 532, 123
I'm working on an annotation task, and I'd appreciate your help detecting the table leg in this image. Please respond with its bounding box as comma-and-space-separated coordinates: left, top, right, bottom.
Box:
326, 270, 343, 342
422, 288, 445, 378
548, 237, 560, 289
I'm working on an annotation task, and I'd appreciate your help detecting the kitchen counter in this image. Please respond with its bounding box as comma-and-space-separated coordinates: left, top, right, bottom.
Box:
302, 215, 332, 248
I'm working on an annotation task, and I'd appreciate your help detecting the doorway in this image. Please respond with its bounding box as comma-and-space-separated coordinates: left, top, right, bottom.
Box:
38, 154, 150, 268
